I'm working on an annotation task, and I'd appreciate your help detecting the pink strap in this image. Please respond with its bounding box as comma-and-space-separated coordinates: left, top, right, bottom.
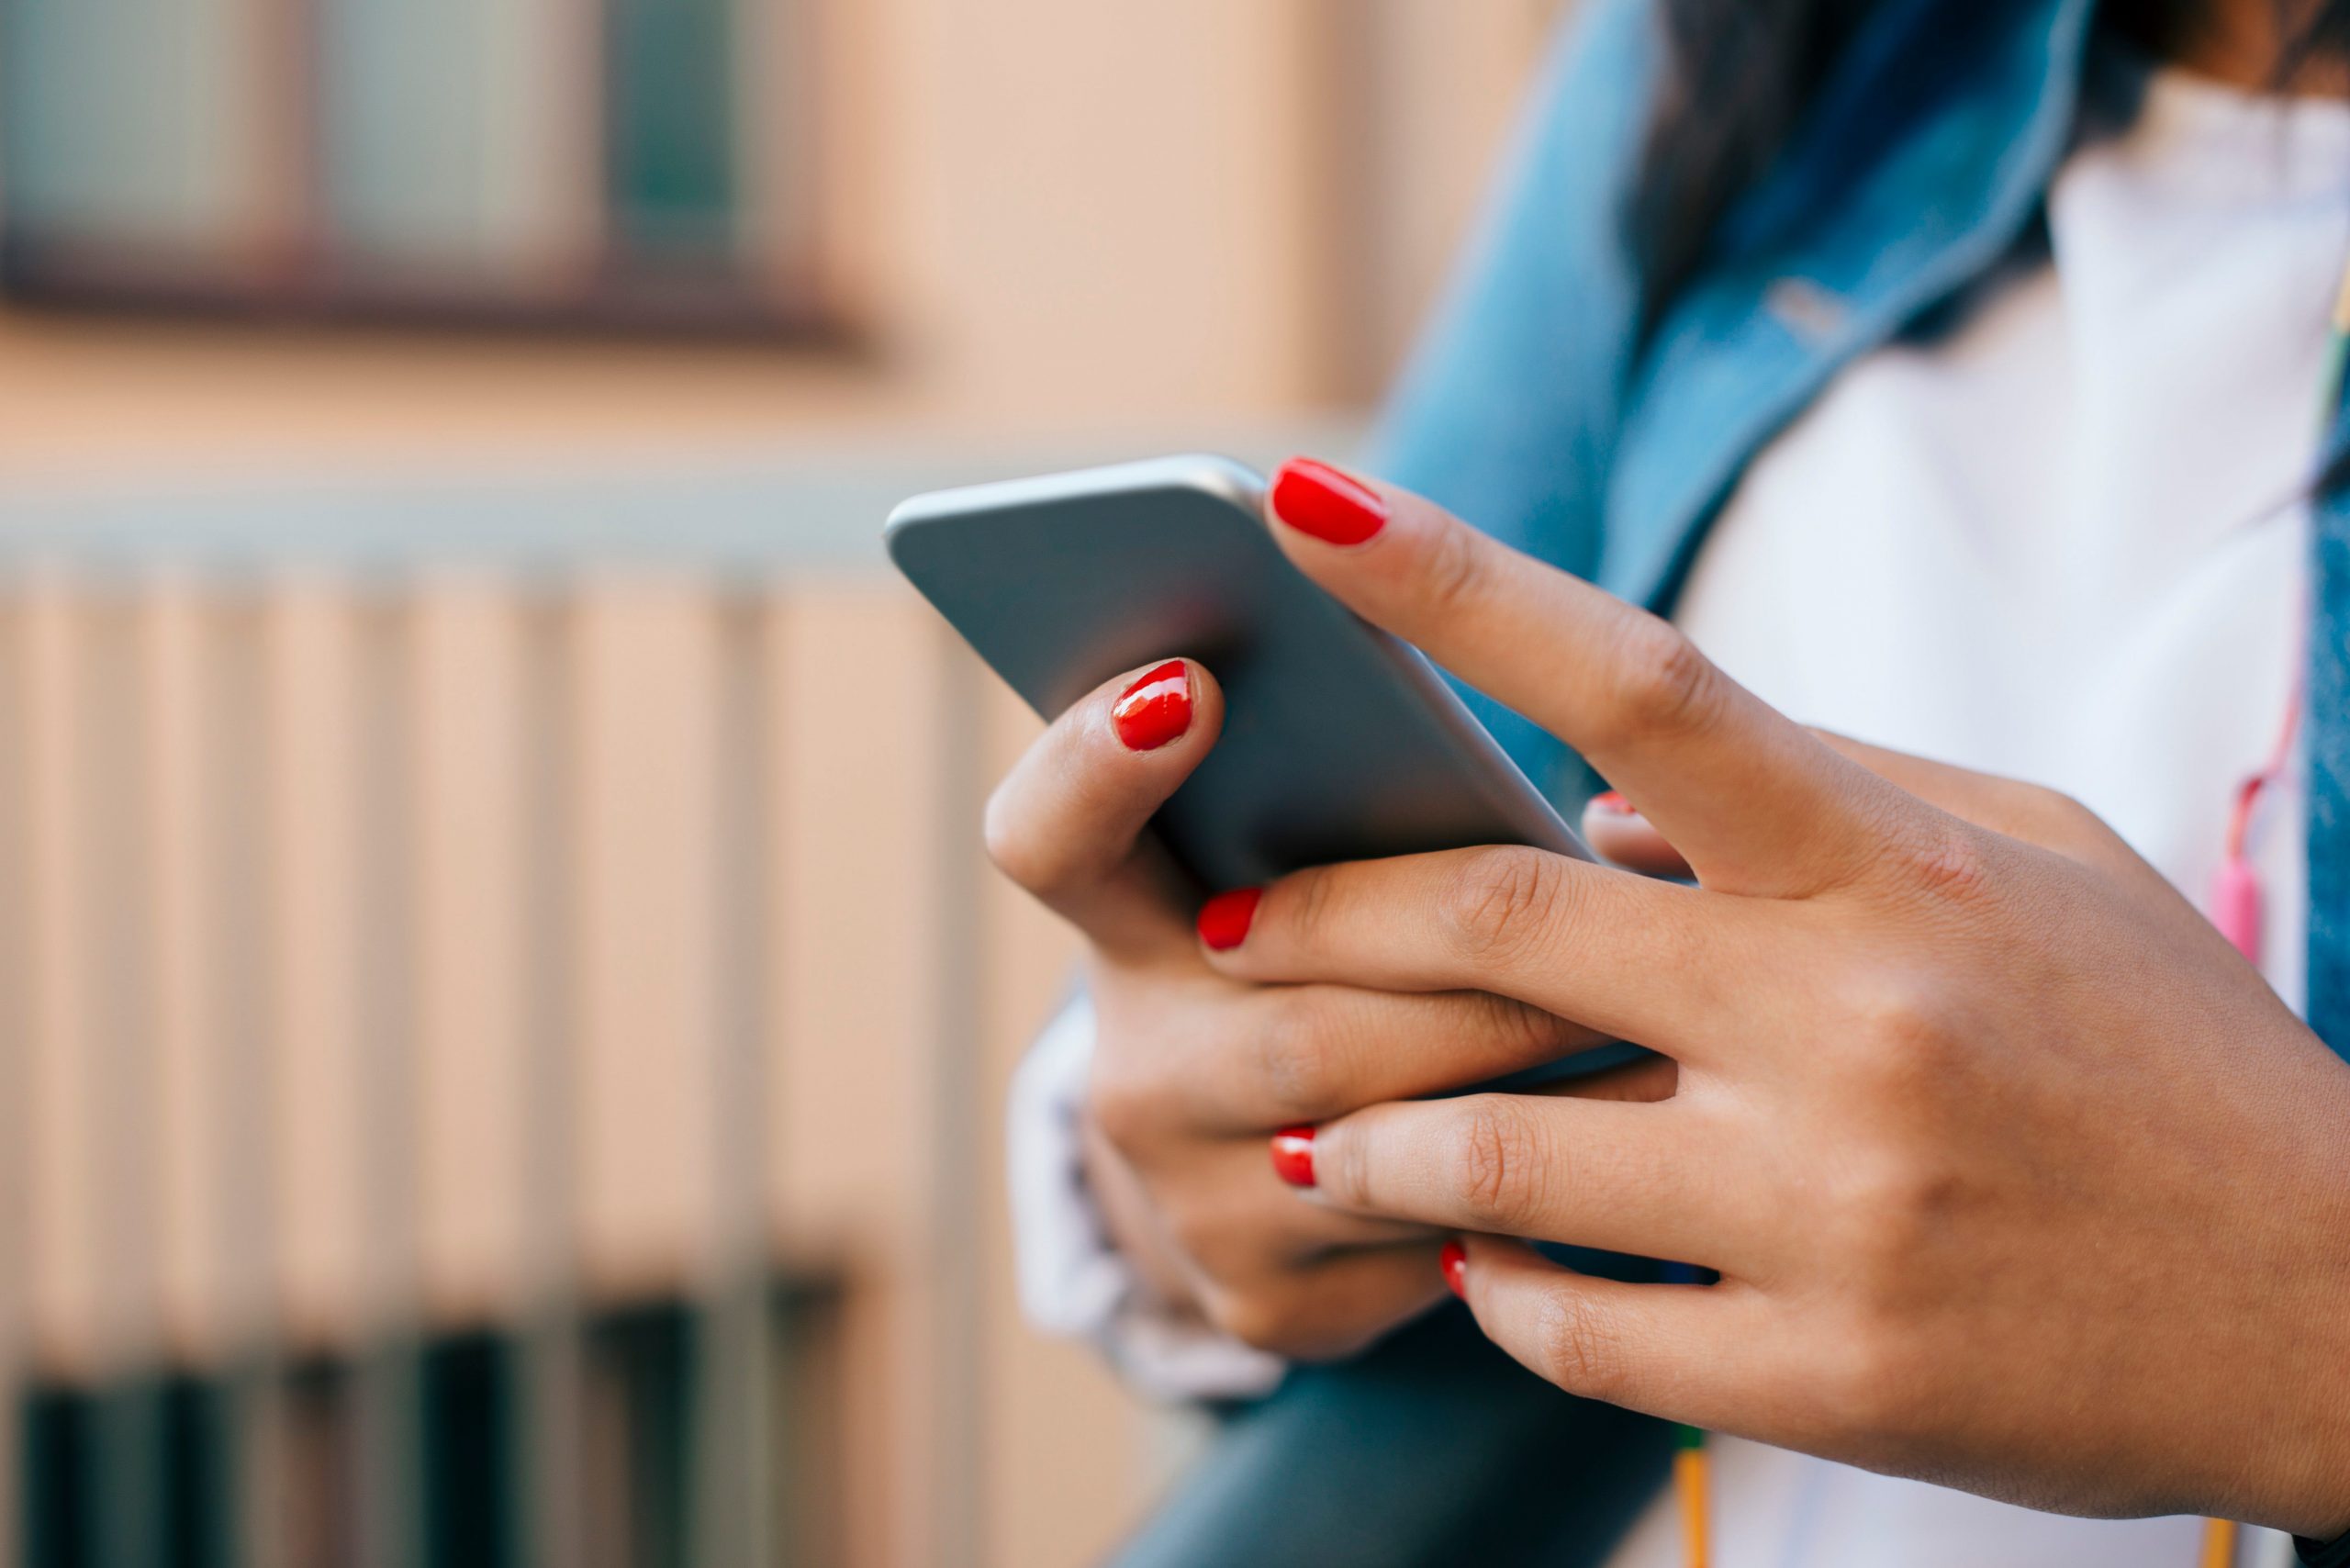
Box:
2210, 857, 2264, 964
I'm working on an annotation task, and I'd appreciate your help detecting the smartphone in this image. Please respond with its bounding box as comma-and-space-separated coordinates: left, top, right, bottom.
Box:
884, 454, 1594, 890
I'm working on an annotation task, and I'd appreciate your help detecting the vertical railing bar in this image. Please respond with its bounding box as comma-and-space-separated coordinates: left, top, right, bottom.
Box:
0, 588, 35, 1567
692, 585, 775, 1568
83, 588, 168, 1568
349, 588, 423, 1568
928, 633, 987, 1568
516, 586, 587, 1568
207, 591, 285, 1568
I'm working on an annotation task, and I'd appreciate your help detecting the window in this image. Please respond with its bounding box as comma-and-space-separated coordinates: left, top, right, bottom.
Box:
22, 1377, 236, 1568
0, 0, 831, 334
18, 1283, 848, 1568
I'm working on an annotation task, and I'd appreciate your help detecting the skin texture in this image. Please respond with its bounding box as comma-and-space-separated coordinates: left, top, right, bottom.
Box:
1228, 470, 2350, 1536
984, 655, 1670, 1357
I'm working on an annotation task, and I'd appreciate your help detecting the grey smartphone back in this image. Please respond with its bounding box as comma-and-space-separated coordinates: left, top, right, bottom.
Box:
884, 455, 1589, 890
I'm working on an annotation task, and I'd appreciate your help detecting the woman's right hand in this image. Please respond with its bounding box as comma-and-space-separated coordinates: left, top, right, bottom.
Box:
986, 656, 1668, 1360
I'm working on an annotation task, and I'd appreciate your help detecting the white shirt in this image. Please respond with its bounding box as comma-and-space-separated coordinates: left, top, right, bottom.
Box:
1008, 60, 2349, 1564
1615, 62, 2338, 1568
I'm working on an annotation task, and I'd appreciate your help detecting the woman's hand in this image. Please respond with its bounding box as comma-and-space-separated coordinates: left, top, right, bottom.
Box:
1216, 459, 2350, 1534
985, 655, 1669, 1359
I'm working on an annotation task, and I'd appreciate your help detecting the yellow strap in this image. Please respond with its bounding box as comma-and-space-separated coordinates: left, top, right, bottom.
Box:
1676, 1448, 1710, 1568
2200, 1517, 2238, 1568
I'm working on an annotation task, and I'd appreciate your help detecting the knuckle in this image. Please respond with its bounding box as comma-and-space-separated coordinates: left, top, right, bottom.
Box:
1819, 1142, 1964, 1296
1837, 1153, 1940, 1256
1166, 1206, 1251, 1284
1533, 1288, 1627, 1400
1476, 991, 1572, 1062
1203, 1289, 1291, 1354
1599, 616, 1724, 745
1255, 996, 1345, 1121
2026, 789, 2133, 872
1838, 969, 1968, 1096
1206, 1287, 1336, 1361
2029, 786, 2104, 844
1083, 1053, 1165, 1154
1418, 516, 1489, 617
1452, 1095, 1550, 1230
1889, 820, 1996, 909
1281, 865, 1340, 954
1308, 1120, 1366, 1204
1437, 846, 1571, 967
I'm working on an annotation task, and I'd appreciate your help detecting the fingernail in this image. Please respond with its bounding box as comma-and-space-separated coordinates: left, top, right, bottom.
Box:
1270, 1125, 1316, 1188
1270, 458, 1389, 546
1113, 660, 1192, 752
1441, 1238, 1468, 1300
1197, 887, 1262, 951
1590, 790, 1635, 815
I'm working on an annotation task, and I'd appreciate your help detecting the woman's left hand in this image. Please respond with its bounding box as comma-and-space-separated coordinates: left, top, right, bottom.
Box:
1227, 459, 2350, 1536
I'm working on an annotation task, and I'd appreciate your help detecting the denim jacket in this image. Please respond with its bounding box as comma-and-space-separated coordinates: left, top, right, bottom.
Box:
1373, 0, 2350, 1061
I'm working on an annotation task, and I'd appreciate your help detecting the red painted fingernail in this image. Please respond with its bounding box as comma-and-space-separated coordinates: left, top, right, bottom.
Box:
1197, 887, 1262, 951
1270, 458, 1389, 546
1113, 660, 1192, 752
1441, 1239, 1468, 1300
1590, 790, 1634, 815
1270, 1125, 1316, 1188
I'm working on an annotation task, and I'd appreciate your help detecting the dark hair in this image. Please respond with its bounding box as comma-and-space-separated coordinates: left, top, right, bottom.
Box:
1635, 0, 2350, 325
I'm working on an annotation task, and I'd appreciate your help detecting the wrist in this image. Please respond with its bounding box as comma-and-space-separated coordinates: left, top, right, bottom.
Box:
2270, 1301, 2350, 1541
2245, 1054, 2350, 1540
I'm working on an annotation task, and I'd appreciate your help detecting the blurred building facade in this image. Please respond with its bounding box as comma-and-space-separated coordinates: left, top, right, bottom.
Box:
0, 2, 1565, 1565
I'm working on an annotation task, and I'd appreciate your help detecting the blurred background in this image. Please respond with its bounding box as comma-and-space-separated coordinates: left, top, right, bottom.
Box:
0, 1, 1564, 1563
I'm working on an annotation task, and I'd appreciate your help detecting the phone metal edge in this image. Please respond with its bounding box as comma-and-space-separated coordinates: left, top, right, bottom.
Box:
883, 454, 1264, 554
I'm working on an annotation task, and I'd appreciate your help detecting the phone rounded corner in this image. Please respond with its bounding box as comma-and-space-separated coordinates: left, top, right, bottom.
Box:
880, 497, 924, 548
881, 497, 949, 578
1163, 454, 1269, 515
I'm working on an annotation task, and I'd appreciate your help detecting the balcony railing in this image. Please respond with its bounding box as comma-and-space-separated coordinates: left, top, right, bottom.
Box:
0, 430, 1343, 1568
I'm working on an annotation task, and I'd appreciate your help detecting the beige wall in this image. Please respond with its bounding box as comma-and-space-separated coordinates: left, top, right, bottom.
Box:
0, 6, 1568, 1565
0, 2, 1561, 482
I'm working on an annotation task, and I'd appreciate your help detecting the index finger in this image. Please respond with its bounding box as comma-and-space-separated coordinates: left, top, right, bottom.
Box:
1263, 459, 1901, 896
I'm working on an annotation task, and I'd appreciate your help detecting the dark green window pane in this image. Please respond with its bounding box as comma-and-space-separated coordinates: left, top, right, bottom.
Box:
23, 1386, 91, 1568
421, 1335, 515, 1568
21, 1379, 235, 1568
605, 0, 738, 259
158, 1378, 236, 1568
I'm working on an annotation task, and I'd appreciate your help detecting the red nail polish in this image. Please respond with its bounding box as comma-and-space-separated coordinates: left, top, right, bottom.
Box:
1270, 458, 1389, 546
1590, 790, 1634, 815
1197, 887, 1262, 951
1441, 1238, 1468, 1300
1113, 660, 1192, 752
1270, 1125, 1316, 1188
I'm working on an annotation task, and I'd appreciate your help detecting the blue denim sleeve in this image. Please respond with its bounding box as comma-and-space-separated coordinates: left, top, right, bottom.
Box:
2308, 447, 2350, 1061
1362, 0, 1660, 801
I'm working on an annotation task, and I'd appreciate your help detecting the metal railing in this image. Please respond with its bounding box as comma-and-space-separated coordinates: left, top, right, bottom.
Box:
0, 428, 1346, 1568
